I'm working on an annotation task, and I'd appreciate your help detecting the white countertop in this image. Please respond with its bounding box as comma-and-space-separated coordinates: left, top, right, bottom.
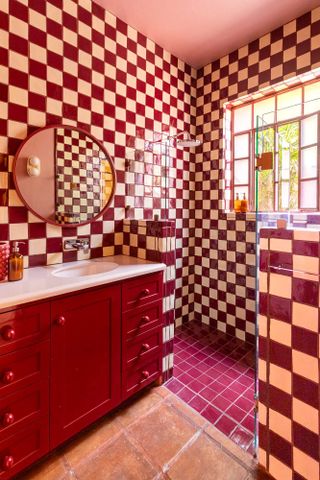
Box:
0, 255, 166, 310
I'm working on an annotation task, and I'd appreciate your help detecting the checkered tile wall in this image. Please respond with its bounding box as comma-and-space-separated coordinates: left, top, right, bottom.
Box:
194, 7, 320, 344
123, 219, 176, 380
0, 0, 196, 327
258, 227, 320, 480
55, 127, 112, 224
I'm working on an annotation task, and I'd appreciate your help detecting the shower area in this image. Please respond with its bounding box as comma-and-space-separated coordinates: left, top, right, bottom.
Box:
124, 76, 320, 460
165, 76, 320, 458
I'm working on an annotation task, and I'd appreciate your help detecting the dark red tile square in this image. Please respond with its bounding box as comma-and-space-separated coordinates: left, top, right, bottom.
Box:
230, 426, 254, 451
188, 395, 209, 413
215, 415, 238, 437
177, 386, 195, 403
226, 404, 248, 423
202, 404, 222, 424
188, 379, 205, 393
200, 386, 218, 402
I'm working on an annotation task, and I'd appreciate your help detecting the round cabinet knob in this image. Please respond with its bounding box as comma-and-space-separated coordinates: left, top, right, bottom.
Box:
2, 455, 14, 470
2, 370, 15, 384
141, 315, 150, 324
2, 412, 15, 427
141, 343, 150, 352
1, 326, 16, 341
141, 288, 150, 297
142, 370, 149, 380
55, 316, 66, 327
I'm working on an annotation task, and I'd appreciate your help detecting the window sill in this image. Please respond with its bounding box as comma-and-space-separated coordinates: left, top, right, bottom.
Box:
225, 211, 256, 221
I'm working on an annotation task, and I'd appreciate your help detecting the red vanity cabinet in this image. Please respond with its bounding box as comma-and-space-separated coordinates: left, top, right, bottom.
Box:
122, 272, 163, 399
0, 303, 50, 479
0, 269, 163, 478
50, 284, 121, 448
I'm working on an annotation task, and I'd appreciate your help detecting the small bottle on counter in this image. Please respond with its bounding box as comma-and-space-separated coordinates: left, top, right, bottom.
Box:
8, 241, 24, 281
234, 193, 241, 212
240, 193, 248, 213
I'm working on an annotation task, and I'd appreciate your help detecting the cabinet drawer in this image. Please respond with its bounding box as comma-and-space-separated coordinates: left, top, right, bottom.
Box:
123, 354, 162, 399
124, 301, 163, 338
0, 303, 50, 356
122, 272, 163, 312
0, 418, 49, 479
0, 382, 49, 440
126, 328, 162, 365
0, 342, 49, 397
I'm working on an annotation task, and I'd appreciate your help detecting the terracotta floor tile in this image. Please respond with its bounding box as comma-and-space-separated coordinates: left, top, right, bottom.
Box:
127, 402, 198, 466
117, 389, 164, 428
62, 414, 122, 468
167, 433, 248, 480
205, 424, 256, 470
73, 433, 158, 480
166, 393, 208, 429
21, 454, 71, 480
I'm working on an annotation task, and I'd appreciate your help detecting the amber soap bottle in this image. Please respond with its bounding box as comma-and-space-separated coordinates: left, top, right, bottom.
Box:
234, 193, 241, 212
8, 241, 24, 281
241, 193, 248, 212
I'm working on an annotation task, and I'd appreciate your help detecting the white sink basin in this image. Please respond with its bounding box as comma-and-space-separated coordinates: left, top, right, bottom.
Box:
52, 260, 119, 278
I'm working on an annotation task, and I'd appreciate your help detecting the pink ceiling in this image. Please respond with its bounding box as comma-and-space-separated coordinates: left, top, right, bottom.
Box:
95, 0, 319, 68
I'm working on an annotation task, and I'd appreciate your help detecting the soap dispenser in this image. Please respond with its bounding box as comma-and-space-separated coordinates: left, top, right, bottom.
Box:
240, 193, 248, 213
8, 241, 24, 281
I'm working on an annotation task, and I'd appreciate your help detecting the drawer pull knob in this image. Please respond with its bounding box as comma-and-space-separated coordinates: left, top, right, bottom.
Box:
142, 343, 150, 352
2, 370, 15, 384
2, 412, 15, 427
1, 326, 16, 341
2, 455, 14, 470
141, 315, 150, 324
56, 316, 66, 327
142, 370, 149, 379
140, 288, 150, 297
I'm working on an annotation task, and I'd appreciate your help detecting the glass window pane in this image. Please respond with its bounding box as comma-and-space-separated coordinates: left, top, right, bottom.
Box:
304, 81, 320, 114
280, 182, 289, 210
234, 186, 249, 201
301, 115, 318, 147
233, 105, 252, 133
254, 97, 275, 125
301, 146, 318, 179
278, 122, 299, 211
234, 159, 249, 185
234, 134, 249, 158
277, 88, 302, 121
300, 180, 317, 209
257, 169, 274, 211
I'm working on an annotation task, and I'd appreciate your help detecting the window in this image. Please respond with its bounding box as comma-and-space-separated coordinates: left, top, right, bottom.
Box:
231, 80, 320, 212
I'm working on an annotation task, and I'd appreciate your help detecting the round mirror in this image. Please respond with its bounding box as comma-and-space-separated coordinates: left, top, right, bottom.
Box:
13, 125, 116, 227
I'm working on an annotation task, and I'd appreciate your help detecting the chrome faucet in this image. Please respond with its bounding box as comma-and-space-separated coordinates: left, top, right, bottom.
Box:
64, 238, 90, 252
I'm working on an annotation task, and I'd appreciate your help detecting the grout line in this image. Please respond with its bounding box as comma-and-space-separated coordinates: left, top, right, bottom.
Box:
202, 428, 256, 474
162, 428, 203, 474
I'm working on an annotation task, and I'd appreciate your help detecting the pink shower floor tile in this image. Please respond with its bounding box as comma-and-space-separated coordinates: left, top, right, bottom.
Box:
167, 320, 256, 453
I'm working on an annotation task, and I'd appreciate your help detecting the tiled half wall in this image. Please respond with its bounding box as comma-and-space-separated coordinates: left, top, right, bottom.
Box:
259, 228, 320, 480
123, 219, 176, 380
0, 0, 196, 327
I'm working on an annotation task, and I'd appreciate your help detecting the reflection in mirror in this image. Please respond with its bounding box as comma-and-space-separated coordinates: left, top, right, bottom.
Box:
14, 126, 116, 227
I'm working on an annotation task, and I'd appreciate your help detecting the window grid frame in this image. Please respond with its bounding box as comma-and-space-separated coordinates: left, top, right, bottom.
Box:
231, 78, 320, 213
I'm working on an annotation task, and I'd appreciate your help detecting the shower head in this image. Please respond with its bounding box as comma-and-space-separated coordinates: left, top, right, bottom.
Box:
172, 131, 202, 148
